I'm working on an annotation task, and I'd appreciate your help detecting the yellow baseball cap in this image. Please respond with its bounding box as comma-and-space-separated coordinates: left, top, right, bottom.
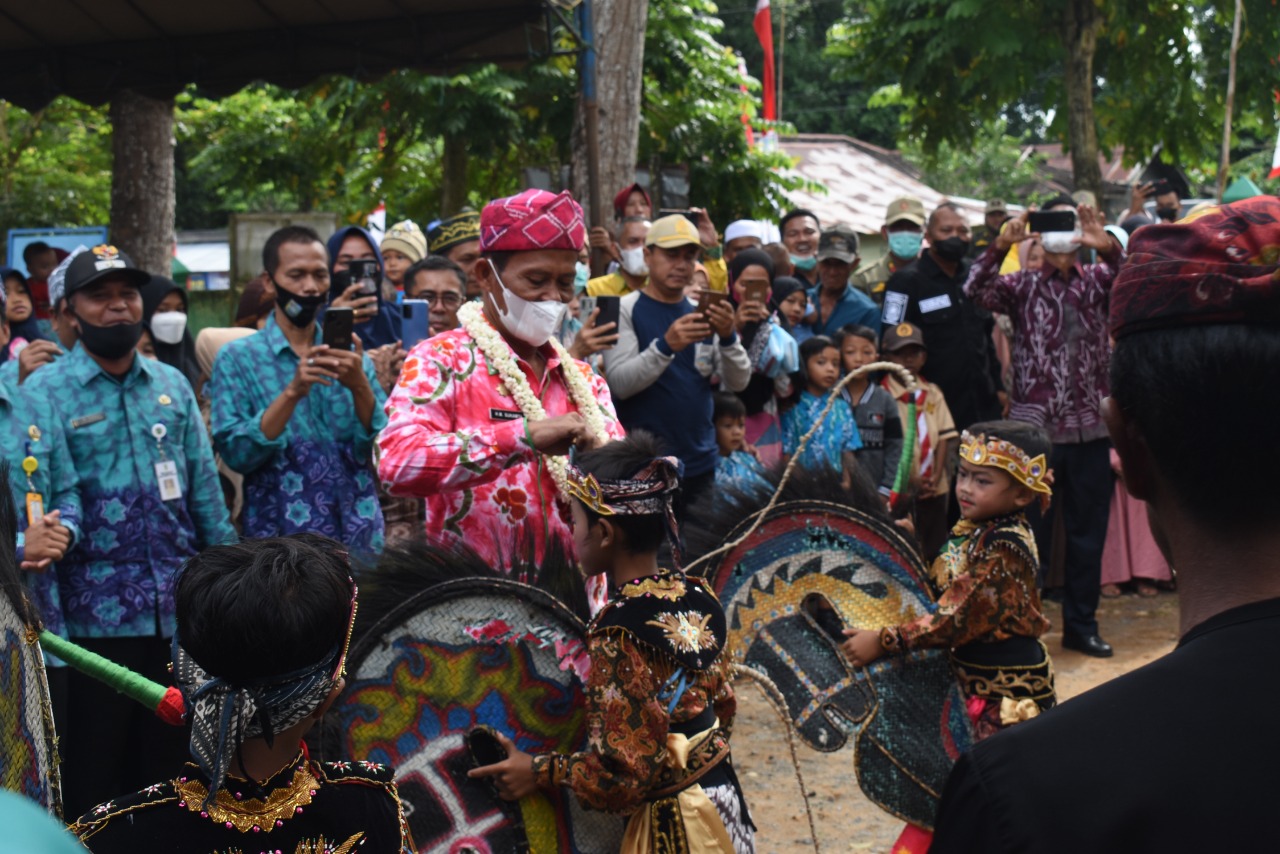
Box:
646, 214, 702, 248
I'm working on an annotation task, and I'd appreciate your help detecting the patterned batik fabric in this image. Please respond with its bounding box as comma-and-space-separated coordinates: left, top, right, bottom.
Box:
532, 572, 739, 816
210, 316, 387, 554
479, 189, 586, 252
883, 513, 1050, 653
964, 243, 1121, 443
0, 374, 81, 645
24, 346, 235, 639
377, 328, 625, 567
70, 752, 415, 854
704, 782, 757, 854
780, 389, 862, 474
1109, 195, 1280, 337
714, 450, 771, 496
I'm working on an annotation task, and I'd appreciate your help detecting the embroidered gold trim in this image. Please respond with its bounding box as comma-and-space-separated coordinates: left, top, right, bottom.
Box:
953, 652, 1056, 703
646, 611, 717, 654
176, 762, 319, 833
621, 575, 686, 601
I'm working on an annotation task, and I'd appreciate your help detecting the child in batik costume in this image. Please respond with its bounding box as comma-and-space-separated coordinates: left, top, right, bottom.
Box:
842, 420, 1057, 739
469, 434, 754, 854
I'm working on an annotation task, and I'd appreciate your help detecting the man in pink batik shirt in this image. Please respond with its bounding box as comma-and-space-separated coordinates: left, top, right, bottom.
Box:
378, 189, 626, 577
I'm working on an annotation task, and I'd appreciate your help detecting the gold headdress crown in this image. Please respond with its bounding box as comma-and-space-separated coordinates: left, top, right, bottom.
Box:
565, 471, 617, 516
960, 430, 1052, 496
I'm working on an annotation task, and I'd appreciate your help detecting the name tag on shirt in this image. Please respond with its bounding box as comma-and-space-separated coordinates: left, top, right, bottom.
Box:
155, 460, 183, 501
71, 412, 107, 429
882, 292, 908, 324
918, 293, 953, 314
489, 408, 523, 422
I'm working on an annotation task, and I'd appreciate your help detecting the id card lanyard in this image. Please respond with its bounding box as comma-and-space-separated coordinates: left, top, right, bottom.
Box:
22, 425, 43, 525
151, 422, 183, 502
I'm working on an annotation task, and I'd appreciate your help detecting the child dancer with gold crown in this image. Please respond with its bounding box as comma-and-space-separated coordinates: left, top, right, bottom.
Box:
842, 420, 1057, 852
843, 419, 1057, 736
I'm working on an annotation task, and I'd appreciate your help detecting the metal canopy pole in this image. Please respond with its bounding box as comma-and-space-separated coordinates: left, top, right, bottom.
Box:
578, 0, 607, 274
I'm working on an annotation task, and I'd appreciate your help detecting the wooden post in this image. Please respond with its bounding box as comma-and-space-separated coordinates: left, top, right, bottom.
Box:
1217, 0, 1244, 201
108, 89, 175, 276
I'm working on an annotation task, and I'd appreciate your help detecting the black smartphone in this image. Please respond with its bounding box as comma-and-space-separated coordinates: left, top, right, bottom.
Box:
323, 307, 354, 350
658, 208, 700, 227
348, 259, 380, 296
1028, 210, 1076, 234
594, 295, 621, 330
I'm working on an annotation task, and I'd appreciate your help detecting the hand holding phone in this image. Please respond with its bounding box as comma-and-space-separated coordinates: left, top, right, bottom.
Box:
323, 307, 355, 351
695, 289, 728, 315
401, 300, 430, 350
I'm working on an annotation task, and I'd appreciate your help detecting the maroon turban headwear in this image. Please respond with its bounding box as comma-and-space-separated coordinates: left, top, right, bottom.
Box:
1110, 195, 1280, 338
479, 189, 586, 253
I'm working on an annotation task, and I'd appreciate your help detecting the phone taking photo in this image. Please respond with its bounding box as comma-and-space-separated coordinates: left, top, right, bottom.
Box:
695, 289, 728, 315
323, 307, 354, 351
347, 259, 380, 297
743, 281, 770, 305
1028, 210, 1076, 234
401, 300, 430, 351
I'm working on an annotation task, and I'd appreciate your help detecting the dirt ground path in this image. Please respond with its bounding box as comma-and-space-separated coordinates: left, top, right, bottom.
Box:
732, 592, 1181, 852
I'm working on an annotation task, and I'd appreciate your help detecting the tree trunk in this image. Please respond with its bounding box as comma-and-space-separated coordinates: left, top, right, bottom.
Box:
109, 90, 175, 276
572, 0, 649, 224
1061, 0, 1103, 201
440, 132, 469, 216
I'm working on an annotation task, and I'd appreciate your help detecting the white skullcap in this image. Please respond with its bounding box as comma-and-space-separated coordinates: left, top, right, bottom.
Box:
724, 220, 763, 244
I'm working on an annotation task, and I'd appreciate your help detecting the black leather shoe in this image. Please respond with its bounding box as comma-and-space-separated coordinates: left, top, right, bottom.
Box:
1062, 633, 1114, 658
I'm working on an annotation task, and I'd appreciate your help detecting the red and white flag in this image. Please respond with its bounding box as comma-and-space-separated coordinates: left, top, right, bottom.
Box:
1270, 121, 1280, 180
753, 0, 777, 122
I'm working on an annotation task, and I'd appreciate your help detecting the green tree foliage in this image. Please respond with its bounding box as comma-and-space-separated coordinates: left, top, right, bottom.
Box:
642, 0, 818, 223
899, 114, 1051, 204
829, 0, 1280, 194
0, 98, 112, 237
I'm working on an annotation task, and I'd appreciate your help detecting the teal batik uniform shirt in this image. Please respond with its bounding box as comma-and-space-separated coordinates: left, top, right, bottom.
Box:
209, 315, 387, 554
25, 345, 235, 639
0, 372, 81, 644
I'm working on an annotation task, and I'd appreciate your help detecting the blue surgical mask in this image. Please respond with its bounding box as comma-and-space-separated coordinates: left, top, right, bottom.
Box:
791, 254, 817, 272
887, 231, 923, 260
574, 261, 590, 294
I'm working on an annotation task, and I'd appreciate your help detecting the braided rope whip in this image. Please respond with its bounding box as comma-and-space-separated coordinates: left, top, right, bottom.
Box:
732, 663, 823, 852
685, 361, 920, 576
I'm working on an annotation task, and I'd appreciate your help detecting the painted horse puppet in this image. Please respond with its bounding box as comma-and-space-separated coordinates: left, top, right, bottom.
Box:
685, 466, 974, 830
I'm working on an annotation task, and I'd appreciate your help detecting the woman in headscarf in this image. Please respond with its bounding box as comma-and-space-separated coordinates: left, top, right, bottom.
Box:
726, 248, 799, 466
141, 275, 201, 390
234, 273, 276, 330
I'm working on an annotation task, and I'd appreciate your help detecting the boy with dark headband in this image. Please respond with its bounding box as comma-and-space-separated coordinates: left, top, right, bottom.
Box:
469, 433, 755, 853
72, 536, 413, 853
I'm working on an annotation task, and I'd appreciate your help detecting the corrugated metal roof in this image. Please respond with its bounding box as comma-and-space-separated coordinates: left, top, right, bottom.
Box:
781, 134, 989, 234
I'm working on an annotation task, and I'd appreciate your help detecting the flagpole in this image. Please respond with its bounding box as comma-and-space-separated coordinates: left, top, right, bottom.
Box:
776, 0, 785, 122
1217, 0, 1243, 201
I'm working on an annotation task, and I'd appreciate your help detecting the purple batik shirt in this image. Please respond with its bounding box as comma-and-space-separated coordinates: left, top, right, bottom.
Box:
964, 243, 1124, 445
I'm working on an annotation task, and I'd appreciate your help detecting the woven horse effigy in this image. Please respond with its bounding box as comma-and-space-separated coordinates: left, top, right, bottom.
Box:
687, 470, 973, 830
322, 540, 624, 853
0, 465, 60, 816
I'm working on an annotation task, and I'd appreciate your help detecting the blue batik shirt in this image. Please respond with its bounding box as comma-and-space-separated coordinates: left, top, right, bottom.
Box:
210, 315, 387, 554
24, 346, 235, 639
781, 389, 863, 474
0, 373, 82, 648
715, 450, 771, 495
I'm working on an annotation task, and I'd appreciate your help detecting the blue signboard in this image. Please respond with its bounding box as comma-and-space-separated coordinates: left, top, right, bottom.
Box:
7, 227, 109, 277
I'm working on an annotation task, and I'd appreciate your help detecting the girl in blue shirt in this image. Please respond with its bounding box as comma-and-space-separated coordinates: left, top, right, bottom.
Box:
781, 335, 862, 489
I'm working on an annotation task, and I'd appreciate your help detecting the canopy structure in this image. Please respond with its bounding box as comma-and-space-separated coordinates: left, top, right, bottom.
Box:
0, 0, 553, 111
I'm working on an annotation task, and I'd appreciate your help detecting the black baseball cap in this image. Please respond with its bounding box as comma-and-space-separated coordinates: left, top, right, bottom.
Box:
63, 244, 151, 298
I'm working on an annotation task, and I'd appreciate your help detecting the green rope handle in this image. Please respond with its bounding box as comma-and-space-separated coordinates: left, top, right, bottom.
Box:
38, 631, 184, 725
892, 400, 918, 501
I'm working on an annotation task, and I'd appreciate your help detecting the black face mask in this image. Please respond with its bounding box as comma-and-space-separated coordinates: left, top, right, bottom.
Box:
76, 316, 143, 360
932, 236, 970, 262
1155, 207, 1179, 222
274, 284, 327, 328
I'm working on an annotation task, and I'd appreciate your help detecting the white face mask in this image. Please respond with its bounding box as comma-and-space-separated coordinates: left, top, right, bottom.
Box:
619, 246, 649, 277
149, 310, 188, 345
487, 261, 566, 347
1040, 230, 1081, 255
